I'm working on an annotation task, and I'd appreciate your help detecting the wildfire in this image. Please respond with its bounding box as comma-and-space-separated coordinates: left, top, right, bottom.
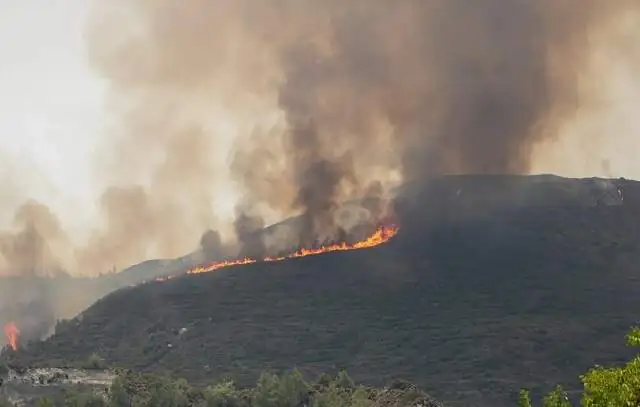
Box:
3, 321, 19, 351
188, 225, 399, 275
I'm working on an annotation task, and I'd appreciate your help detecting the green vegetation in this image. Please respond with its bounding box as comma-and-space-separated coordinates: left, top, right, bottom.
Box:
1, 370, 440, 407
3, 329, 640, 407
82, 353, 107, 370
520, 327, 640, 406
5, 176, 640, 407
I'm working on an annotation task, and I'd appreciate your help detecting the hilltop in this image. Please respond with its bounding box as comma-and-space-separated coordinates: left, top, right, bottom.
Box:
4, 174, 640, 407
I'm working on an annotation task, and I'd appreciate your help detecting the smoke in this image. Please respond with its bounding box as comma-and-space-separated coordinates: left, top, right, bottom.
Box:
0, 201, 70, 277
233, 202, 267, 258
200, 229, 223, 262
1, 0, 639, 337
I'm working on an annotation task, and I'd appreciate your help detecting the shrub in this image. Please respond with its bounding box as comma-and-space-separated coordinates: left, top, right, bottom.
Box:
64, 390, 106, 407
251, 371, 310, 407
83, 353, 106, 370
311, 383, 350, 407
203, 380, 240, 407
518, 389, 532, 407
316, 373, 333, 388
335, 371, 355, 390
519, 326, 640, 407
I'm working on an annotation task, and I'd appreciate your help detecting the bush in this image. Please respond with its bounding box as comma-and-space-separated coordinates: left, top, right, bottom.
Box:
518, 389, 532, 407
579, 328, 640, 407
251, 370, 310, 407
108, 370, 192, 407
15, 367, 434, 407
83, 353, 106, 370
541, 386, 571, 407
335, 371, 355, 390
203, 380, 240, 407
64, 390, 106, 407
316, 373, 333, 389
311, 383, 350, 407
519, 326, 640, 407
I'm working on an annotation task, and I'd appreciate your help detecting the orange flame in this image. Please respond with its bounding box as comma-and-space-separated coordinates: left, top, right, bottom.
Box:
3, 321, 19, 351
187, 225, 399, 275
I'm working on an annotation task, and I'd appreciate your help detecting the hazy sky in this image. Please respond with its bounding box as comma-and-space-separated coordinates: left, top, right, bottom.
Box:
0, 1, 106, 231
0, 1, 639, 239
0, 1, 247, 238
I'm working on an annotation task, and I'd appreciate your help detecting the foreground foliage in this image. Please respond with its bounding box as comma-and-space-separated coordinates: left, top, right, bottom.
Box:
3, 328, 640, 406
519, 327, 640, 406
3, 370, 441, 407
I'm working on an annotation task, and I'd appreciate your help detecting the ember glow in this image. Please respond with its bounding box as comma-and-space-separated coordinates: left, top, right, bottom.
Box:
3, 321, 19, 351
187, 225, 399, 275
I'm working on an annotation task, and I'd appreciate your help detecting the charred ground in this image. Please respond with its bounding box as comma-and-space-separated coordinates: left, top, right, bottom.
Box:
4, 175, 640, 407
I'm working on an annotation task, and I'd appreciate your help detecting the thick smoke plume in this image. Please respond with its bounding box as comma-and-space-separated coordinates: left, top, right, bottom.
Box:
82, 0, 640, 264
1, 0, 639, 342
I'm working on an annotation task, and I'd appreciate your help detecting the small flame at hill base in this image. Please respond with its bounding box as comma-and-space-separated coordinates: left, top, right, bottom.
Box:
3, 321, 19, 351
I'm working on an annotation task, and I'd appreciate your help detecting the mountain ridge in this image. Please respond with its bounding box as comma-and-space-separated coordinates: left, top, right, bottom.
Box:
4, 174, 640, 407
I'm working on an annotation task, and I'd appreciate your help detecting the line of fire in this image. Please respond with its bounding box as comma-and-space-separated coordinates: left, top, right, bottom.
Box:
2, 223, 399, 351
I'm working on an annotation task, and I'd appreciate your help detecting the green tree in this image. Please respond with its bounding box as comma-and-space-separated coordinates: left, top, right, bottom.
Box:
518, 389, 532, 407
83, 353, 106, 370
350, 388, 373, 407
203, 380, 240, 407
252, 371, 309, 407
519, 326, 640, 407
316, 373, 333, 388
108, 370, 152, 407
147, 376, 190, 407
580, 327, 640, 407
335, 371, 355, 390
311, 383, 350, 407
542, 386, 571, 407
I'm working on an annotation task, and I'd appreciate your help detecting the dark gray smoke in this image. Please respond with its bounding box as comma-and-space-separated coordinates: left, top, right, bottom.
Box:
226, 0, 637, 244
233, 203, 267, 258
200, 229, 223, 262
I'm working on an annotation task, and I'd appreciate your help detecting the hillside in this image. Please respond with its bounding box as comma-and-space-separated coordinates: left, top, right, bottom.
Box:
4, 175, 640, 407
0, 191, 392, 345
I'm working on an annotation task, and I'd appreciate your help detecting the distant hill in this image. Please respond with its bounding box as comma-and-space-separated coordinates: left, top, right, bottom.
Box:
4, 174, 640, 407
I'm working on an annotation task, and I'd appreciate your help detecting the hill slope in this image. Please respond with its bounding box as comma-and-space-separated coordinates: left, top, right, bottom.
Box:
6, 175, 640, 407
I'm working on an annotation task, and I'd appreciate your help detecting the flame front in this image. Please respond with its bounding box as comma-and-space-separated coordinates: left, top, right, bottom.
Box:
3, 321, 19, 351
188, 225, 399, 275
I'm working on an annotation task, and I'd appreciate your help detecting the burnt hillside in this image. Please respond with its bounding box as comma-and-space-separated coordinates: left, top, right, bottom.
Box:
5, 175, 640, 407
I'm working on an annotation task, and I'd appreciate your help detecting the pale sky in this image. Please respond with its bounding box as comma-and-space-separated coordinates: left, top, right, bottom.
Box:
0, 0, 106, 231
0, 1, 249, 238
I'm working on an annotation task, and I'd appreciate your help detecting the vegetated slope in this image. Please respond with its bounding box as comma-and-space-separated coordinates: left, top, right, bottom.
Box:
7, 175, 640, 407
0, 192, 393, 343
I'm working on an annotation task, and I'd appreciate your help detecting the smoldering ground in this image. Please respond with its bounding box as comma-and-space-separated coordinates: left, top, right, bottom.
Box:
1, 0, 639, 342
